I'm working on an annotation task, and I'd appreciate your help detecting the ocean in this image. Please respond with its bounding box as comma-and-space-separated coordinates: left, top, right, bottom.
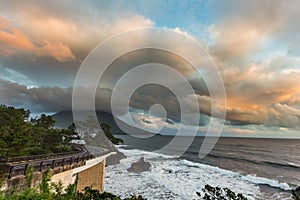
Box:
104, 135, 300, 199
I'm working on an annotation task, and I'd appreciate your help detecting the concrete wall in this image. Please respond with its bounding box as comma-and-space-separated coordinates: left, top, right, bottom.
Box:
76, 159, 105, 193
1, 152, 115, 194
51, 153, 115, 193
51, 169, 77, 189
1, 171, 44, 194
1, 161, 86, 194
51, 159, 106, 193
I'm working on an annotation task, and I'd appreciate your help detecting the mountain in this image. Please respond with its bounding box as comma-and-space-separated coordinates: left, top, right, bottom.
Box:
52, 111, 125, 134
53, 111, 163, 137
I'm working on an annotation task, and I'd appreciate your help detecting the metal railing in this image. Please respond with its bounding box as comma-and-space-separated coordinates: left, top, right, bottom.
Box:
7, 150, 84, 163
1, 147, 112, 179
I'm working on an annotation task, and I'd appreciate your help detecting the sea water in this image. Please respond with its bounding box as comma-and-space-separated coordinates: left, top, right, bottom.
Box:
105, 135, 300, 199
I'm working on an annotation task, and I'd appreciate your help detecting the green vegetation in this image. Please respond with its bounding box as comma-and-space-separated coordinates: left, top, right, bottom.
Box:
0, 105, 77, 158
198, 184, 248, 200
199, 184, 300, 200
25, 165, 34, 188
100, 123, 123, 145
0, 105, 123, 158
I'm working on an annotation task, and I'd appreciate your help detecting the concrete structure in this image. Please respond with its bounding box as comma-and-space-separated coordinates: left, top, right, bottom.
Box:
51, 153, 111, 193
0, 147, 115, 194
76, 158, 106, 192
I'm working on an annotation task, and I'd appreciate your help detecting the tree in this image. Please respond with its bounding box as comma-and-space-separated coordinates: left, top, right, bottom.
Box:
44, 129, 63, 149
0, 105, 29, 126
0, 105, 75, 157
0, 105, 32, 157
68, 123, 77, 133
59, 128, 77, 145
33, 114, 56, 129
100, 123, 124, 145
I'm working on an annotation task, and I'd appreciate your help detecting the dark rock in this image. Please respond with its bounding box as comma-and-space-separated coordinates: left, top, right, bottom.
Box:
106, 150, 126, 166
127, 157, 151, 173
292, 186, 300, 200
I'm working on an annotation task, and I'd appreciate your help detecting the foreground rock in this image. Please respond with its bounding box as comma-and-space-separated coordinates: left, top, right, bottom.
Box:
292, 186, 300, 200
106, 150, 127, 166
127, 157, 151, 173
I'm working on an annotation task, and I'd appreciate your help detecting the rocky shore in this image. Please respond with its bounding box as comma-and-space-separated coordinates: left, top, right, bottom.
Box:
106, 150, 127, 166
127, 157, 151, 173
293, 186, 300, 199
106, 149, 151, 173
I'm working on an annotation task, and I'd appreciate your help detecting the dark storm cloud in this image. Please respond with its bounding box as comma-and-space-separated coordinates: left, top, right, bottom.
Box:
0, 79, 72, 112
0, 0, 300, 131
0, 56, 79, 87
99, 48, 210, 94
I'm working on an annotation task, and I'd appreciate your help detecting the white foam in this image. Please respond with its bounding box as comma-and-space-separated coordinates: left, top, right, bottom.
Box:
240, 174, 292, 191
118, 148, 180, 159
105, 148, 265, 200
178, 159, 293, 191
115, 144, 129, 148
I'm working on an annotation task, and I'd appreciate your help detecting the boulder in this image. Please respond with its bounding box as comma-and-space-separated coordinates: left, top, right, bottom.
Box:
127, 157, 151, 173
106, 150, 126, 166
292, 186, 300, 200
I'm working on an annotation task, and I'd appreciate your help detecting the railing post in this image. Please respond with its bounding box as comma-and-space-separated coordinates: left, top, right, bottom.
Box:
52, 160, 55, 169
8, 166, 13, 179
23, 164, 28, 175
39, 162, 43, 172
3, 148, 99, 180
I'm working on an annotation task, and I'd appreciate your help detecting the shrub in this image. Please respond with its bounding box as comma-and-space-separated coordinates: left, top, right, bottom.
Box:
197, 184, 248, 200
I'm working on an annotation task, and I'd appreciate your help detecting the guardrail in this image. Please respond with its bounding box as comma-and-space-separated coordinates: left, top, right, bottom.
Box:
5, 150, 84, 163
1, 147, 111, 179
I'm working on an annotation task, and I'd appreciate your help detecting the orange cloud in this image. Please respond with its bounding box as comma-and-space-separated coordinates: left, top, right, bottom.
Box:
0, 16, 75, 62
36, 40, 75, 62
221, 60, 300, 125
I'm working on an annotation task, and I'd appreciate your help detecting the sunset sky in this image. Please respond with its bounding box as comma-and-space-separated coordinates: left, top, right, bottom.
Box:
0, 0, 300, 138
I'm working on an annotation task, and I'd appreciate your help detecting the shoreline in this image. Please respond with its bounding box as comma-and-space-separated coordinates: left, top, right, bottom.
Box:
104, 146, 294, 200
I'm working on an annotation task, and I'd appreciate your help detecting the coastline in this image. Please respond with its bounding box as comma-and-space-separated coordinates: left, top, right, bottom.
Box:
104, 145, 295, 200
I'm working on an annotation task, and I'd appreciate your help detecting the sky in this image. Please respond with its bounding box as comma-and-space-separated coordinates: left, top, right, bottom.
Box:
0, 0, 300, 138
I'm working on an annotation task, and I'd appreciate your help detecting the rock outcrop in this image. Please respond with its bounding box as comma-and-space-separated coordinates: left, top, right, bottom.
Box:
127, 157, 151, 173
106, 150, 127, 166
292, 186, 300, 200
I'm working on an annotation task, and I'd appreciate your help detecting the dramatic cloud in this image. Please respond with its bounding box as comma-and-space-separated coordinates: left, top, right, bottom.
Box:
0, 1, 154, 86
0, 16, 75, 61
1, 0, 300, 136
203, 0, 300, 128
0, 1, 154, 60
221, 58, 300, 124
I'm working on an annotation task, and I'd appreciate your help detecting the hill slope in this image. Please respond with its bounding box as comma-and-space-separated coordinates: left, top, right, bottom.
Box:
52, 111, 125, 134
